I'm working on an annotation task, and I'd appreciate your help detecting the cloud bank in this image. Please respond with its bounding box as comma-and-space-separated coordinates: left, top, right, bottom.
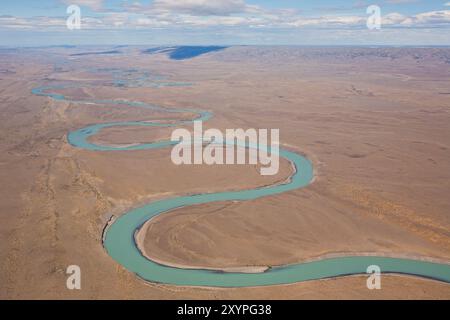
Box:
0, 0, 449, 39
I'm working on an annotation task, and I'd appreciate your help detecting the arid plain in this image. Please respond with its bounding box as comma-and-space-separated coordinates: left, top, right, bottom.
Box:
0, 46, 449, 299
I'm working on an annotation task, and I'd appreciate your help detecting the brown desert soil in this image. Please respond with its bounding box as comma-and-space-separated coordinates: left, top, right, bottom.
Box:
0, 46, 449, 299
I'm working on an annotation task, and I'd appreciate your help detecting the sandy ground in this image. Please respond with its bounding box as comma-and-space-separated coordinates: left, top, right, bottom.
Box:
0, 46, 449, 299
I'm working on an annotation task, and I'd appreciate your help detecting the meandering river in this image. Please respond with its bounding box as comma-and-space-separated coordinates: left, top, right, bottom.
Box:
32, 70, 450, 287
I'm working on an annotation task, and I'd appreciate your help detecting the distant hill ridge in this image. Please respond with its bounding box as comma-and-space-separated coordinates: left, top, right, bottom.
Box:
70, 50, 122, 57
142, 46, 228, 60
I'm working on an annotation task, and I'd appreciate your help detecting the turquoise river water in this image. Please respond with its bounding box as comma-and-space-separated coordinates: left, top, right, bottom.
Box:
31, 73, 450, 287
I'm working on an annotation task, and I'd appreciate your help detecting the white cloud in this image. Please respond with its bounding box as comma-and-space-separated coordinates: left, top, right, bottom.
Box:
385, 0, 419, 4
152, 0, 248, 16
0, 15, 66, 29
0, 1, 449, 31
413, 10, 450, 24
288, 16, 366, 27
61, 0, 103, 11
383, 12, 408, 25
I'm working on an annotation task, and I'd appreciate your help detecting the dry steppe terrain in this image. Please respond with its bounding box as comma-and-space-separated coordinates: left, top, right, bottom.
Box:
0, 46, 449, 299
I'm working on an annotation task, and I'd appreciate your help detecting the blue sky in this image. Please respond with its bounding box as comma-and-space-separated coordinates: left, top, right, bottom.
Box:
1, 0, 449, 46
